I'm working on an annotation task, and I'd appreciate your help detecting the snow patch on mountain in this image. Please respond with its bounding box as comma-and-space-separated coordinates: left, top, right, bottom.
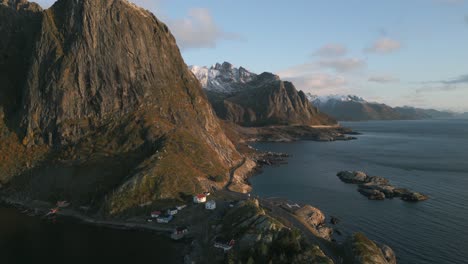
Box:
307, 93, 367, 105
189, 62, 256, 93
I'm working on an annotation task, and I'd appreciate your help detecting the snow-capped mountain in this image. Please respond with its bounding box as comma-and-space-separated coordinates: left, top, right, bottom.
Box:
307, 94, 366, 106
189, 62, 256, 93
189, 62, 336, 126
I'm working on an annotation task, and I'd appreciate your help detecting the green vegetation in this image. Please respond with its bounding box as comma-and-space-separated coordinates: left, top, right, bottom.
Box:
0, 111, 49, 184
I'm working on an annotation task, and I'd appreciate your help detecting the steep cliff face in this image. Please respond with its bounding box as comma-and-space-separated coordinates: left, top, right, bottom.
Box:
0, 0, 241, 214
0, 0, 42, 129
191, 63, 336, 127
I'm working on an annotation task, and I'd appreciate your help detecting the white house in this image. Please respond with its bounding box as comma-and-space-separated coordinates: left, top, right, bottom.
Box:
205, 200, 216, 210
167, 208, 178, 215
214, 239, 235, 252
193, 194, 207, 203
157, 215, 173, 224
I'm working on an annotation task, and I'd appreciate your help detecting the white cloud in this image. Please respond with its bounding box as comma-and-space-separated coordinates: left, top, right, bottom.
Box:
167, 8, 242, 50
313, 44, 347, 57
277, 64, 348, 94
285, 74, 348, 94
318, 58, 366, 72
365, 37, 401, 54
368, 75, 400, 83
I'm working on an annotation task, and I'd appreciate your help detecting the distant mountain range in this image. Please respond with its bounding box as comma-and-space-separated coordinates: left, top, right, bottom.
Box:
308, 94, 458, 121
190, 62, 336, 126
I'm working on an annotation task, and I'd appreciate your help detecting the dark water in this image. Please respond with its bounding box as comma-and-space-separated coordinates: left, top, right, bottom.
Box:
0, 205, 182, 264
251, 119, 468, 264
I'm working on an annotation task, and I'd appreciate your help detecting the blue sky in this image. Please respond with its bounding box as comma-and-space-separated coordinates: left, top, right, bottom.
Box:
35, 0, 468, 112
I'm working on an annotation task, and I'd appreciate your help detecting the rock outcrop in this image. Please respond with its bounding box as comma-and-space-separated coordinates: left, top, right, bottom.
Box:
295, 205, 334, 240
218, 200, 334, 264
337, 171, 428, 202
0, 0, 243, 214
344, 233, 396, 264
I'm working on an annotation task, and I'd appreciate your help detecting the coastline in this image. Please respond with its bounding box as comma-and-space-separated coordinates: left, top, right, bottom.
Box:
0, 125, 397, 263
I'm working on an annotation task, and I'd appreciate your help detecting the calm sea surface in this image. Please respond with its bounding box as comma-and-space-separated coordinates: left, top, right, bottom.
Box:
0, 205, 182, 264
251, 119, 468, 264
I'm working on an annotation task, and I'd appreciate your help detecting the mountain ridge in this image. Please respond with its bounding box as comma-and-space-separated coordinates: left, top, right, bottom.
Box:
190, 62, 337, 127
309, 93, 455, 121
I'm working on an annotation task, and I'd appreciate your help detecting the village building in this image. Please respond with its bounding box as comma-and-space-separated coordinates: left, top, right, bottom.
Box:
205, 200, 216, 210
151, 211, 162, 218
167, 208, 178, 215
170, 226, 189, 240
214, 238, 235, 252
157, 215, 173, 224
193, 194, 207, 203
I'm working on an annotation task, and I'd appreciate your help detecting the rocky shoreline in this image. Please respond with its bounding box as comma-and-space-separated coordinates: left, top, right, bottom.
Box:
337, 171, 429, 201
233, 125, 358, 143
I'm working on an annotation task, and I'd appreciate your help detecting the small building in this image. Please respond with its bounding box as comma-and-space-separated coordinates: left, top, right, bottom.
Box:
205, 200, 216, 210
175, 226, 189, 234
193, 194, 207, 204
214, 238, 235, 252
171, 226, 189, 240
167, 208, 178, 216
157, 215, 173, 224
203, 191, 211, 196
151, 211, 162, 218
176, 205, 187, 210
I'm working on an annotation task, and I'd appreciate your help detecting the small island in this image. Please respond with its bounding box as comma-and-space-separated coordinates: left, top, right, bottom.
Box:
337, 171, 429, 201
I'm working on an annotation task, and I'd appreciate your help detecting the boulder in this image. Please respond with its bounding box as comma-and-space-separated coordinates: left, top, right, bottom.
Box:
295, 205, 325, 226
367, 176, 390, 185
380, 244, 397, 264
401, 192, 428, 202
337, 171, 369, 184
361, 183, 395, 198
358, 188, 385, 200
316, 225, 333, 240
330, 216, 340, 225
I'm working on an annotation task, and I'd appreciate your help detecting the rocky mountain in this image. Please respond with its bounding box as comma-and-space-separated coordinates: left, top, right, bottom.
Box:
190, 63, 336, 127
190, 62, 256, 94
0, 0, 242, 214
394, 106, 455, 120
309, 94, 455, 121
309, 95, 402, 121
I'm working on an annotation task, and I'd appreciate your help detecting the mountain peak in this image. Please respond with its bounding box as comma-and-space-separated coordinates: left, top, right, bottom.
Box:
190, 62, 256, 93
308, 94, 367, 105
0, 0, 240, 213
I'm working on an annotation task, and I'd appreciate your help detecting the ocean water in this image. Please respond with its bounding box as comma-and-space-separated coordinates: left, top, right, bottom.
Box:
0, 206, 182, 264
251, 119, 468, 264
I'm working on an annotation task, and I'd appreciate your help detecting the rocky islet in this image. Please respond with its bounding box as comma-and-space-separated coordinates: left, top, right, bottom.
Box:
337, 171, 429, 201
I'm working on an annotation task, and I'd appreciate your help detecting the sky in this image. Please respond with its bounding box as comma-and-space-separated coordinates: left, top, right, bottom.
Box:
35, 0, 468, 112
